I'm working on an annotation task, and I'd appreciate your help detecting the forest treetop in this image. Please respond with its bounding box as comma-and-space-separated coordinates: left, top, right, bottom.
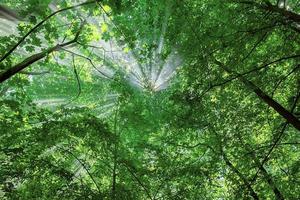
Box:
0, 0, 299, 199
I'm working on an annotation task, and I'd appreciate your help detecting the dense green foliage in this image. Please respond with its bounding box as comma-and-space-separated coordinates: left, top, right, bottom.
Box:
0, 0, 299, 199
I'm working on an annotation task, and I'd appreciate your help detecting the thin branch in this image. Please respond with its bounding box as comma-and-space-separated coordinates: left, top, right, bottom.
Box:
19, 70, 50, 75
207, 126, 259, 199
61, 48, 113, 80
121, 162, 153, 200
271, 64, 300, 97
245, 142, 300, 156
72, 54, 81, 100
57, 146, 102, 195
238, 54, 300, 77
251, 86, 300, 183
240, 31, 268, 63
0, 0, 98, 63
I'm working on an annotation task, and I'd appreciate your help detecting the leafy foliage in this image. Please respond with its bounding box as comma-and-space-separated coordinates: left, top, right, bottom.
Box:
0, 0, 299, 199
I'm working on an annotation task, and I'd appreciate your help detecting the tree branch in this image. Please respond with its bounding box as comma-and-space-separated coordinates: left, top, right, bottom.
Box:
0, 0, 98, 63
57, 146, 102, 195
61, 48, 113, 80
0, 21, 86, 83
19, 70, 50, 75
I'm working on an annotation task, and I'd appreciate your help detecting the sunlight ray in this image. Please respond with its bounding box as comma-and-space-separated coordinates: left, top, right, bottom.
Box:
0, 0, 182, 94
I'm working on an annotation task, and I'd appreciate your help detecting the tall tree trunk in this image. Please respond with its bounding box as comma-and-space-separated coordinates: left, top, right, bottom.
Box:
0, 5, 21, 21
214, 59, 300, 132
264, 1, 300, 23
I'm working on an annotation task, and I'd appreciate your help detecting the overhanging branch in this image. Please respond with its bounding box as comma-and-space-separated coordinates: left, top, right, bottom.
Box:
0, 0, 99, 63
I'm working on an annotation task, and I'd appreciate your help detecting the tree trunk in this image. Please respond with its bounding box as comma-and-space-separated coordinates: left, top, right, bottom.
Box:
264, 1, 300, 23
214, 59, 300, 132
111, 151, 117, 199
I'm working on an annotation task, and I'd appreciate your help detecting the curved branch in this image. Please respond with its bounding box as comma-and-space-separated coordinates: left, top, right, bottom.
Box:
61, 48, 113, 80
0, 0, 98, 63
57, 147, 102, 195
271, 64, 300, 97
0, 21, 86, 83
72, 54, 81, 100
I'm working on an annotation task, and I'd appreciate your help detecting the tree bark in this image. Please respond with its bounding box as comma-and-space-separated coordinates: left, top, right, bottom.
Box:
237, 1, 300, 24
0, 41, 71, 83
0, 21, 86, 83
0, 45, 59, 83
263, 1, 300, 23
214, 59, 300, 132
0, 4, 21, 21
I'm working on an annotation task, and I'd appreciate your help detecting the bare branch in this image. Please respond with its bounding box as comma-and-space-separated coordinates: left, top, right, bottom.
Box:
61, 48, 113, 80
19, 70, 50, 75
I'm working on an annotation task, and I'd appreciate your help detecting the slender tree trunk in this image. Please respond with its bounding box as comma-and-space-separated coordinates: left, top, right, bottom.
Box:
237, 135, 285, 200
221, 150, 260, 200
111, 104, 119, 200
111, 145, 117, 200
214, 59, 300, 132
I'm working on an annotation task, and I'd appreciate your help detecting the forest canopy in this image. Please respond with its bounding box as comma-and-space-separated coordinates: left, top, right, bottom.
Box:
0, 0, 299, 199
